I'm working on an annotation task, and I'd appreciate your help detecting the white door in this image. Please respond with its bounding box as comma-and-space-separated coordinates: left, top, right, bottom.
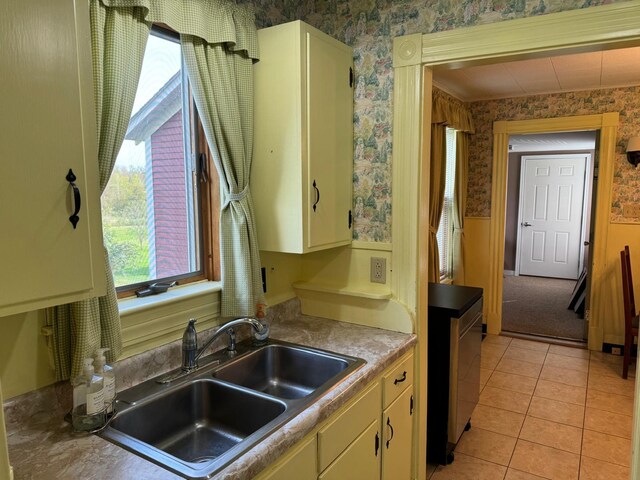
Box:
517, 154, 587, 280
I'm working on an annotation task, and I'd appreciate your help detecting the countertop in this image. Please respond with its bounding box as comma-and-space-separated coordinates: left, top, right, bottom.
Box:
428, 283, 483, 318
5, 313, 416, 480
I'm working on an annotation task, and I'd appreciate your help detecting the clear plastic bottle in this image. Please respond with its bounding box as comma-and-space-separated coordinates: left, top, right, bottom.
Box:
94, 348, 115, 415
71, 358, 105, 432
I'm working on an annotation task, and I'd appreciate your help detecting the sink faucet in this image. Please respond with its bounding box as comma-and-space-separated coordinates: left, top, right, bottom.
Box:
181, 317, 269, 372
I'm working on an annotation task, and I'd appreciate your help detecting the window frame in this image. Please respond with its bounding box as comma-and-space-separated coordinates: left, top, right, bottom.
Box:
436, 127, 457, 282
111, 24, 220, 299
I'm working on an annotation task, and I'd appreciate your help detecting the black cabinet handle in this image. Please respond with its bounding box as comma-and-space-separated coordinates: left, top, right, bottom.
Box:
66, 169, 81, 229
312, 180, 320, 212
394, 371, 407, 385
386, 417, 394, 448
375, 432, 380, 456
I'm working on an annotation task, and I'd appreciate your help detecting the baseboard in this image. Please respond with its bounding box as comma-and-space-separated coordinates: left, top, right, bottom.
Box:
504, 270, 515, 276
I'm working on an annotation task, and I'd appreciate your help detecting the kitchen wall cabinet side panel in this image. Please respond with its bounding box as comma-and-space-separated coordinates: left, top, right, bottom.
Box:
0, 0, 105, 317
253, 21, 353, 254
253, 22, 304, 254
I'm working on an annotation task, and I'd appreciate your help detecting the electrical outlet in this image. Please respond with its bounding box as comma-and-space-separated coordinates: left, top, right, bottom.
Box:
370, 257, 386, 284
612, 346, 622, 356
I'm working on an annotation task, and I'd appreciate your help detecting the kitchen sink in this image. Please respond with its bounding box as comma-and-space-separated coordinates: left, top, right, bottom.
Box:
101, 339, 365, 479
109, 379, 286, 464
213, 344, 351, 399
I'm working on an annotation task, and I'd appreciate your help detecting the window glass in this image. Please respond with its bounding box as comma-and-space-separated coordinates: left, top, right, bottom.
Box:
436, 128, 457, 280
102, 30, 202, 290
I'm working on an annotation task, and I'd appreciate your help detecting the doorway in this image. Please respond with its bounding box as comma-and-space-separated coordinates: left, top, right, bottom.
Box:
502, 132, 597, 341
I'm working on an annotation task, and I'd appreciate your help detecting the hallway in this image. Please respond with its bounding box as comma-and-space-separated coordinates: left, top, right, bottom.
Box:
429, 335, 634, 479
502, 275, 583, 340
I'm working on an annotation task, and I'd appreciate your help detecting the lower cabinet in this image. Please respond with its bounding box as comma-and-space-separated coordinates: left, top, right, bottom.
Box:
255, 351, 415, 480
258, 436, 317, 480
319, 420, 381, 480
382, 386, 414, 480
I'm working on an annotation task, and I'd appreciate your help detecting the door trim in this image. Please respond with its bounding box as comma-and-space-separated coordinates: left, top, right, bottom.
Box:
488, 115, 618, 350
514, 153, 589, 279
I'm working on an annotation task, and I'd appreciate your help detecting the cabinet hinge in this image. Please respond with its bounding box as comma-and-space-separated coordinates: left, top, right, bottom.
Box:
349, 67, 354, 88
348, 210, 353, 229
375, 432, 380, 456
410, 394, 414, 416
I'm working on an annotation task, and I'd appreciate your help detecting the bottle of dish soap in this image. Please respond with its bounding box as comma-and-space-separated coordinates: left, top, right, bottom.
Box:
71, 358, 105, 432
94, 348, 115, 415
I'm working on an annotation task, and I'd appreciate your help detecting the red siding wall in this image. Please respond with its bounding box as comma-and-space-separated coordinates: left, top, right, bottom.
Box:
150, 111, 188, 278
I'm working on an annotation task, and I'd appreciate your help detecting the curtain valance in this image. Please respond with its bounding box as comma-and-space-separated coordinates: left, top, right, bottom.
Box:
101, 0, 259, 60
432, 89, 475, 133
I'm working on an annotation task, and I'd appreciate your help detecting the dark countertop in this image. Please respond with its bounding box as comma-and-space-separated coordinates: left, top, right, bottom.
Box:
428, 283, 483, 318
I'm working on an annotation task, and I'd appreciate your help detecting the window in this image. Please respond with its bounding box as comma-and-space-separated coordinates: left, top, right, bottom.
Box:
102, 27, 218, 295
436, 127, 457, 280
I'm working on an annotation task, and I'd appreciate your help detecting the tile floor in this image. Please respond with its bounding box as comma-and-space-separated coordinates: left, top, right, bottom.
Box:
428, 335, 636, 480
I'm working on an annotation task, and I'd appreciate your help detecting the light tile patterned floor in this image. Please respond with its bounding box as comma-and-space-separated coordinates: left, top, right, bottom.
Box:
428, 335, 636, 480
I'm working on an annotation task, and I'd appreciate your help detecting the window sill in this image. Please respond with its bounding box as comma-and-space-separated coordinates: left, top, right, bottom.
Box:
118, 281, 222, 316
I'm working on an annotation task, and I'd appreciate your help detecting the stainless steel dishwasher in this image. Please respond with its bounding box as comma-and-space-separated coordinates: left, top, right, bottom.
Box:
448, 298, 483, 445
427, 283, 483, 465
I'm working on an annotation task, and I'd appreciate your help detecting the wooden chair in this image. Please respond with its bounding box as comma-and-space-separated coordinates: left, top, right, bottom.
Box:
620, 245, 639, 379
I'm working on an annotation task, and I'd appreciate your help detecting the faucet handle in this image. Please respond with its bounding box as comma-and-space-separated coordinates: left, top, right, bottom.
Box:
253, 321, 270, 346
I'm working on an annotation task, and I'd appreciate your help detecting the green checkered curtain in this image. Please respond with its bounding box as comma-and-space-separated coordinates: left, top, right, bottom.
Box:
47, 1, 150, 381
181, 8, 264, 316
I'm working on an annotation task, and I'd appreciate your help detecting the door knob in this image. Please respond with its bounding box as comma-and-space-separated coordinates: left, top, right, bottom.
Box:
521, 222, 532, 227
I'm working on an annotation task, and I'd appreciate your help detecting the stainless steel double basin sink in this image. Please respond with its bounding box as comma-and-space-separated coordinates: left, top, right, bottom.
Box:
101, 339, 365, 479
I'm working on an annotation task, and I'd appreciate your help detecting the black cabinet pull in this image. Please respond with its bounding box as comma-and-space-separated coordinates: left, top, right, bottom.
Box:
312, 180, 320, 212
410, 394, 414, 415
66, 169, 81, 229
394, 371, 407, 385
386, 417, 394, 448
375, 432, 380, 456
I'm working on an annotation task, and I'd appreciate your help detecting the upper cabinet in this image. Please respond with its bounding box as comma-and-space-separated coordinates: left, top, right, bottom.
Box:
0, 0, 105, 317
253, 21, 354, 254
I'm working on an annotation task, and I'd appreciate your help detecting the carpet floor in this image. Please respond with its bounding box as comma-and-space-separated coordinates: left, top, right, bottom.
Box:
502, 275, 584, 340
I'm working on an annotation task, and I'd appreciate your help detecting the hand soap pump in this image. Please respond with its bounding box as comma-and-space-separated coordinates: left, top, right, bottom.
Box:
94, 348, 115, 415
71, 358, 105, 432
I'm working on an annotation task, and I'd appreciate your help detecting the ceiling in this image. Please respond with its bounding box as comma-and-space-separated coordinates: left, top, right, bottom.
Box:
433, 46, 640, 102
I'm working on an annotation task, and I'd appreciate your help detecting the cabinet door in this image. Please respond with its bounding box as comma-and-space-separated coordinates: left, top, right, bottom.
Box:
0, 0, 104, 317
306, 29, 353, 250
257, 436, 317, 480
319, 420, 381, 480
382, 386, 413, 480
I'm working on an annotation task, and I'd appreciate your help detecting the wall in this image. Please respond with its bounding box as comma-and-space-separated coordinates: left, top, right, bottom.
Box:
468, 86, 640, 220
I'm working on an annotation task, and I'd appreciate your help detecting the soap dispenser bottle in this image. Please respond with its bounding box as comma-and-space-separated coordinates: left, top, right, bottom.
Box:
94, 348, 115, 415
71, 358, 105, 432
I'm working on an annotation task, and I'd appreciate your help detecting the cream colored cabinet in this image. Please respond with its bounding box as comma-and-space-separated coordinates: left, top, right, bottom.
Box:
0, 0, 105, 317
253, 20, 354, 254
256, 436, 317, 480
319, 420, 381, 480
382, 387, 414, 480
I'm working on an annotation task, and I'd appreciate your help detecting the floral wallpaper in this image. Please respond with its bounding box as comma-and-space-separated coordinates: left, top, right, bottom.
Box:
244, 0, 629, 242
467, 86, 640, 221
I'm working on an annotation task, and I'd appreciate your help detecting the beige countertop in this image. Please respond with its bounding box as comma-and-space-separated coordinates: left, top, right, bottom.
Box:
5, 312, 416, 480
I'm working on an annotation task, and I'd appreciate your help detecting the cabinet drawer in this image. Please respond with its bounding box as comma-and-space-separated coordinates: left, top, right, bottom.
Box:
318, 381, 381, 471
382, 353, 413, 409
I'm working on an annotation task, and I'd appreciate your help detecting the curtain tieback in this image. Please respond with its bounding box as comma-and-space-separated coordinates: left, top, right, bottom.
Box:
223, 185, 249, 209
453, 227, 465, 234
429, 226, 438, 234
